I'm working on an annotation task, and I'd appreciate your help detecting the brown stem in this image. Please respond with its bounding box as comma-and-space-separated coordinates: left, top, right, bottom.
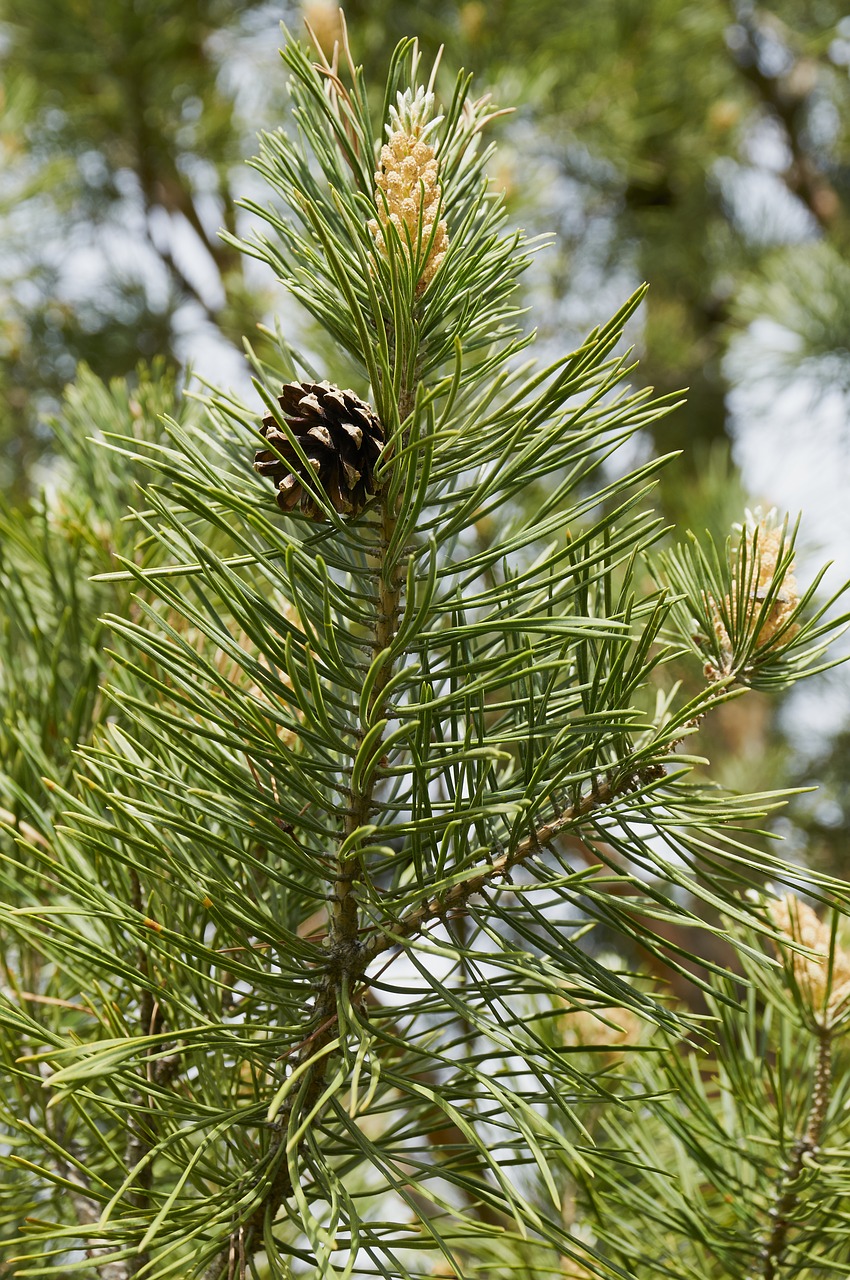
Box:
120, 876, 169, 1275
332, 454, 403, 948
754, 1025, 832, 1280
359, 774, 631, 969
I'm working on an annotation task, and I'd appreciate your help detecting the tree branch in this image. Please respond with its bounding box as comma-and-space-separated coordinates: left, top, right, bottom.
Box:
149, 231, 226, 330
204, 371, 413, 1280
729, 5, 842, 228
754, 1024, 832, 1279
359, 771, 656, 969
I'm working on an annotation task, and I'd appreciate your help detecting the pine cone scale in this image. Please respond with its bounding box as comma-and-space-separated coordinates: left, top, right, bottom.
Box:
255, 380, 384, 520
307, 425, 333, 448
340, 423, 363, 449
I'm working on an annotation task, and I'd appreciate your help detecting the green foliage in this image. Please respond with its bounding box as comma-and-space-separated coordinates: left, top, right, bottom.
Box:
0, 359, 188, 803
1, 25, 850, 1280
0, 358, 192, 1260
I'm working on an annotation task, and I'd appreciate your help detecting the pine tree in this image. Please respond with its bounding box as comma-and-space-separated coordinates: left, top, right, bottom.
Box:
1, 26, 849, 1280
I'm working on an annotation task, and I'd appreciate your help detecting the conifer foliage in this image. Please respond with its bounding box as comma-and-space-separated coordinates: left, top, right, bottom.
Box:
1, 25, 849, 1280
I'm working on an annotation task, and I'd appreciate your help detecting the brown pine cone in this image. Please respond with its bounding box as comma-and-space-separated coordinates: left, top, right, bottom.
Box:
254, 381, 384, 520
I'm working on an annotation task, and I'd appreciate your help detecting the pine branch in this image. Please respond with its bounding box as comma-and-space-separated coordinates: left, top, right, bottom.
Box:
360, 770, 661, 968
205, 368, 417, 1280
6, 31, 850, 1280
754, 1025, 833, 1280
333, 409, 407, 950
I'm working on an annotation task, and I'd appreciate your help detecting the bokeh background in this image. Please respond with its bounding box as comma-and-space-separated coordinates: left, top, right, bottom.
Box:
3, 0, 850, 962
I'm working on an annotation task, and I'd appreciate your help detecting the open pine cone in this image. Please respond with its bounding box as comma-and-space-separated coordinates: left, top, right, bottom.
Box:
255, 381, 384, 520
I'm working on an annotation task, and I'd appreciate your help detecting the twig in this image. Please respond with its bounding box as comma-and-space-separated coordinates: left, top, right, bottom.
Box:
359, 774, 626, 968
200, 767, 642, 1279
754, 1025, 832, 1279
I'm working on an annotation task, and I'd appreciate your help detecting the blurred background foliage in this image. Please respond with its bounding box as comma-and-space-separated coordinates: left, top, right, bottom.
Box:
2, 0, 850, 986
